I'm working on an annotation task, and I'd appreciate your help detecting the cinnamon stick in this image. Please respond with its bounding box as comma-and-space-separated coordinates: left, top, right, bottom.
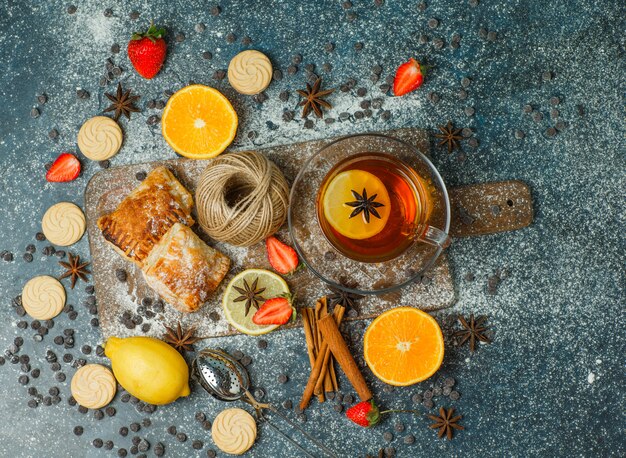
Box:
300, 338, 330, 410
328, 357, 338, 392
314, 306, 345, 395
318, 313, 372, 402
301, 309, 317, 369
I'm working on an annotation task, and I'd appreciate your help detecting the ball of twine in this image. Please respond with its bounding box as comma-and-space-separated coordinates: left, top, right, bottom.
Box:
196, 151, 290, 247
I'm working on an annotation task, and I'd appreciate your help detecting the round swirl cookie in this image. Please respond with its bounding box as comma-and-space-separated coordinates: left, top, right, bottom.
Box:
228, 50, 273, 95
22, 275, 66, 320
77, 116, 123, 161
41, 202, 86, 246
212, 408, 257, 455
71, 364, 117, 409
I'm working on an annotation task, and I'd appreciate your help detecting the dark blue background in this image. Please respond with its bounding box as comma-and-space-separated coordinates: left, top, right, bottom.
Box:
0, 1, 623, 456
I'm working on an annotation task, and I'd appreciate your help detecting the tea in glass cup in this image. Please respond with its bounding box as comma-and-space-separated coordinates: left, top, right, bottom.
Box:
316, 152, 436, 262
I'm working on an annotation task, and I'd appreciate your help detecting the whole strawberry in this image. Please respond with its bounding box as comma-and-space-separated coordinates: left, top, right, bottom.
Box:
128, 22, 167, 79
346, 400, 421, 428
346, 400, 381, 427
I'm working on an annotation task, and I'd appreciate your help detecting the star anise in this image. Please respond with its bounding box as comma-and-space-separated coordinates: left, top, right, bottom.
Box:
327, 281, 364, 311
427, 407, 464, 440
163, 322, 203, 353
345, 188, 385, 223
104, 82, 140, 121
454, 313, 492, 352
434, 121, 463, 153
296, 77, 334, 118
233, 277, 266, 316
58, 253, 90, 289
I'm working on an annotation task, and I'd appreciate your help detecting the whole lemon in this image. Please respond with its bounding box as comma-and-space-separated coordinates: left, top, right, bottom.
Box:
104, 336, 191, 405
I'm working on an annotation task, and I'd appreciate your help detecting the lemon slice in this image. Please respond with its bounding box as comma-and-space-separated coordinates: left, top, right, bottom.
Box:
322, 170, 391, 240
223, 269, 289, 336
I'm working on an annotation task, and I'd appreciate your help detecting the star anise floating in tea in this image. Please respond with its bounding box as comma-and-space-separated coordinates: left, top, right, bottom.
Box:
104, 82, 141, 121
434, 121, 463, 153
163, 322, 203, 353
233, 277, 266, 316
454, 313, 492, 352
297, 77, 334, 118
58, 253, 90, 289
427, 407, 464, 440
346, 188, 385, 223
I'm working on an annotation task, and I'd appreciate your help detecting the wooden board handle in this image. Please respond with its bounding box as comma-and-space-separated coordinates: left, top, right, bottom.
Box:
449, 180, 533, 237
318, 314, 372, 402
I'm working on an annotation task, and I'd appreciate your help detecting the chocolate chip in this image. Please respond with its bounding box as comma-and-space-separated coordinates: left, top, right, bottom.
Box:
324, 42, 335, 52
404, 434, 416, 444
240, 355, 252, 366
55, 372, 66, 382
225, 32, 236, 43
282, 399, 293, 409
210, 5, 221, 15
138, 439, 150, 452
417, 1, 427, 11
422, 399, 434, 409
35, 232, 46, 241
254, 388, 265, 399
103, 8, 113, 17
195, 411, 206, 422
30, 107, 40, 118
146, 115, 160, 125
304, 119, 314, 129
428, 18, 439, 28
175, 32, 185, 43
277, 374, 289, 384
545, 127, 557, 137
67, 5, 77, 14
192, 440, 203, 450
73, 426, 83, 436
130, 422, 140, 432
542, 71, 553, 81
487, 31, 497, 41
532, 111, 543, 122
383, 431, 393, 442
176, 432, 187, 442
514, 129, 525, 139
118, 448, 127, 457
450, 390, 461, 400
464, 106, 475, 116
433, 38, 444, 49
206, 450, 216, 458
433, 386, 443, 396
419, 34, 429, 44
354, 41, 364, 51
478, 27, 488, 39
381, 110, 391, 120
18, 375, 29, 385
213, 69, 226, 80
195, 22, 206, 33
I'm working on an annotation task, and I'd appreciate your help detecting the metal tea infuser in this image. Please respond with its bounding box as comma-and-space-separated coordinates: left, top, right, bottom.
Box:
192, 348, 338, 458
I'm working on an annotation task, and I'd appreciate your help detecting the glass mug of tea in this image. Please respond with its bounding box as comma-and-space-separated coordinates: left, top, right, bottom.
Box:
289, 133, 451, 293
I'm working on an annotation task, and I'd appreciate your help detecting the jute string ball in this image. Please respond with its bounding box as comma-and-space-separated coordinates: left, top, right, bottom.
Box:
196, 151, 290, 247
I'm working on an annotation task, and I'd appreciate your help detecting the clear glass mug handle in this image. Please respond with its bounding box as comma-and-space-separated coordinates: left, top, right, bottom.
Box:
414, 224, 452, 249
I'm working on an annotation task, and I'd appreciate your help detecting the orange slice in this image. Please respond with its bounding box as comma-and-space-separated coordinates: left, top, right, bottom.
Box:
364, 307, 444, 386
161, 85, 238, 159
322, 170, 390, 240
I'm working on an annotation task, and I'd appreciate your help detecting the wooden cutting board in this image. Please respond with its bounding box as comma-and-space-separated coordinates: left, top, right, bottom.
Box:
84, 128, 533, 340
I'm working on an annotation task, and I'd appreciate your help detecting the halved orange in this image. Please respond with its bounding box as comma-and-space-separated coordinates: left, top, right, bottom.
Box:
322, 170, 390, 240
364, 307, 444, 386
161, 85, 238, 159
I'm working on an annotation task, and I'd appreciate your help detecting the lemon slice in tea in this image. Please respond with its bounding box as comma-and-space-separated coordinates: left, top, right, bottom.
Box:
322, 170, 391, 240
223, 269, 290, 336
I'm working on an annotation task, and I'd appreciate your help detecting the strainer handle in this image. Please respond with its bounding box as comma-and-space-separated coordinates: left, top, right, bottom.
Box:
263, 405, 339, 458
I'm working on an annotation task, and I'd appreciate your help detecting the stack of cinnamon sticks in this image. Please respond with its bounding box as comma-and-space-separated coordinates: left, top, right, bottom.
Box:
300, 297, 345, 402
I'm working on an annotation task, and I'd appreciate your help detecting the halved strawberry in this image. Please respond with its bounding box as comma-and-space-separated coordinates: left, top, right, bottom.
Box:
393, 58, 424, 96
266, 236, 299, 275
252, 297, 295, 326
46, 153, 81, 182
